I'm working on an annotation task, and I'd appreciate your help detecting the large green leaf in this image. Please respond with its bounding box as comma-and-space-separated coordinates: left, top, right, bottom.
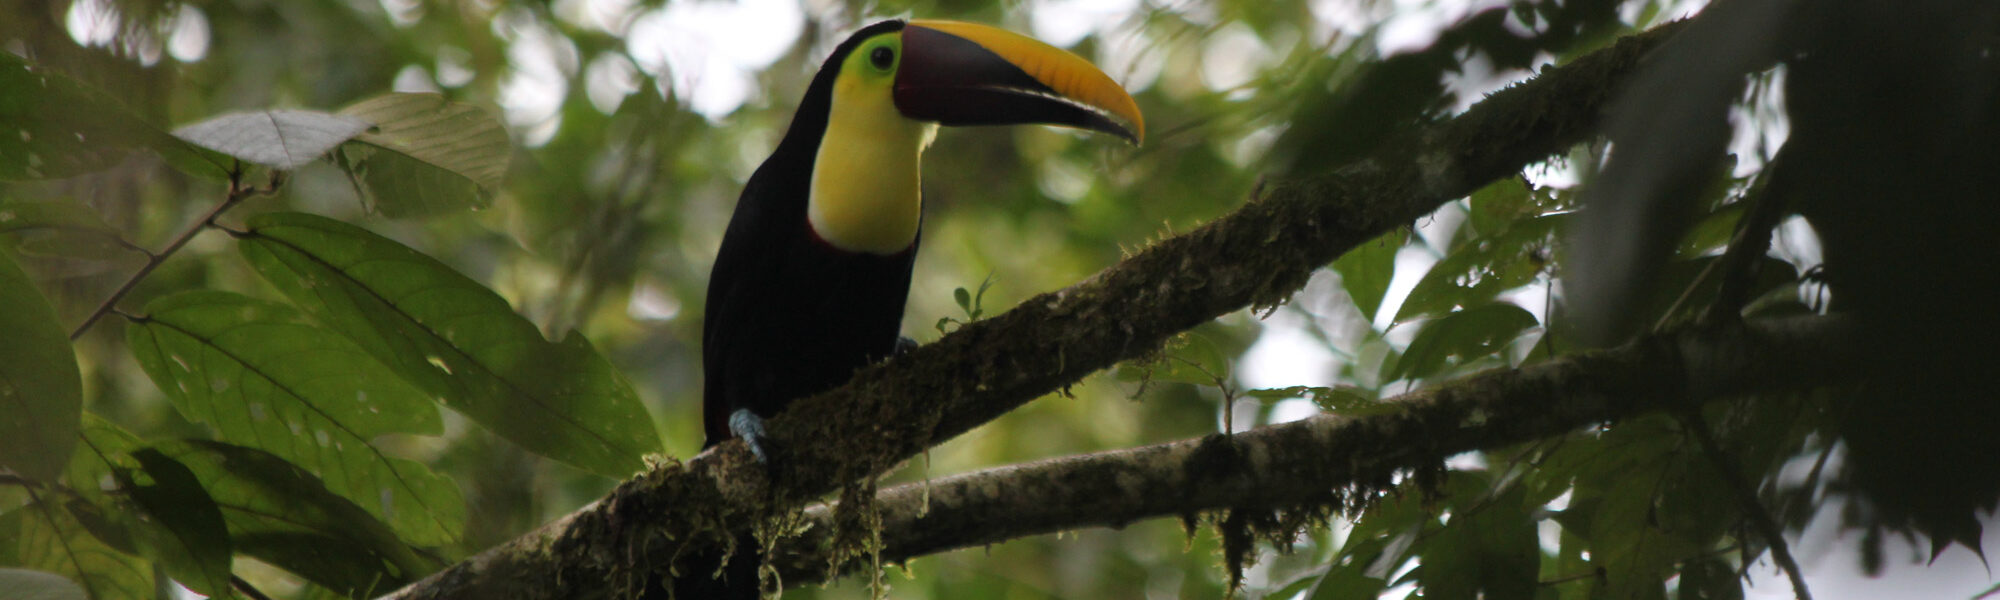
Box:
0, 247, 80, 484
0, 504, 151, 600
237, 212, 661, 477
173, 110, 370, 170
152, 440, 435, 596
126, 291, 464, 545
0, 52, 225, 180
339, 93, 510, 217
113, 449, 233, 597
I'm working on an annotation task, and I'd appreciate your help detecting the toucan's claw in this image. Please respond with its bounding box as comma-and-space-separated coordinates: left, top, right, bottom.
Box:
729, 408, 773, 464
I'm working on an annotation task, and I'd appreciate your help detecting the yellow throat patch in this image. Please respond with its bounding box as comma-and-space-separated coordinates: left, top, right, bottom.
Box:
808, 31, 938, 255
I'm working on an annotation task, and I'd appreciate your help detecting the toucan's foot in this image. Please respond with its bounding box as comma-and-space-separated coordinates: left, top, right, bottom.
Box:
728, 409, 773, 464
895, 336, 919, 356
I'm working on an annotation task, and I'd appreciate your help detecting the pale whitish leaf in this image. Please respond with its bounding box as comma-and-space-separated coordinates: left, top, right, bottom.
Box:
238, 212, 662, 478
0, 505, 150, 600
173, 110, 370, 169
0, 248, 80, 483
0, 568, 88, 600
127, 291, 464, 545
340, 93, 509, 216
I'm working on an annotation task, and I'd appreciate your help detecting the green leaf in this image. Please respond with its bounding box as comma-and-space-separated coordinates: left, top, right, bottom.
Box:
1386, 303, 1539, 381
1394, 213, 1563, 323
338, 93, 509, 217
1418, 478, 1541, 600
0, 52, 223, 180
1468, 176, 1534, 237
0, 504, 151, 600
0, 568, 88, 600
238, 212, 661, 477
173, 110, 370, 170
152, 440, 434, 596
1333, 229, 1406, 321
1243, 386, 1395, 416
0, 201, 133, 259
954, 286, 973, 314
126, 291, 464, 545
115, 449, 233, 597
0, 248, 81, 483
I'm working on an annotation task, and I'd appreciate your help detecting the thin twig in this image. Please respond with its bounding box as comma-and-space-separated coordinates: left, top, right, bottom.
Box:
1677, 411, 1813, 600
231, 575, 276, 600
69, 165, 280, 340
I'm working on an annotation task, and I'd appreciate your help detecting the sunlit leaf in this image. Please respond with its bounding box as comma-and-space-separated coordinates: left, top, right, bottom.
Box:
238, 212, 662, 477
114, 449, 232, 597
0, 247, 80, 483
126, 291, 464, 545
173, 110, 370, 170
339, 93, 509, 217
0, 52, 224, 180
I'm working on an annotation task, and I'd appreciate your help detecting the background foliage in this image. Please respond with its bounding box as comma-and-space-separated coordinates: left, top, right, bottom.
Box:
2, 0, 1992, 599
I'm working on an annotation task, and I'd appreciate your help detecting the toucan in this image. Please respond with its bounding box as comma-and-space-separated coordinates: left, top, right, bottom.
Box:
701, 19, 1144, 463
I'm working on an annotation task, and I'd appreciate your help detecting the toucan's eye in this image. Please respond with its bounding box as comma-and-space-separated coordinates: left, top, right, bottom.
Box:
869, 46, 894, 70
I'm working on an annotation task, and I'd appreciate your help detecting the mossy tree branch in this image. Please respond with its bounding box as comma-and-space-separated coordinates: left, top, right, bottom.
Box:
380, 20, 1689, 600
770, 314, 1862, 586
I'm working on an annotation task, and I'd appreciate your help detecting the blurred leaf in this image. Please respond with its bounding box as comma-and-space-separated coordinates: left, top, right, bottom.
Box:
1387, 303, 1539, 381
0, 504, 151, 600
0, 52, 223, 180
152, 440, 434, 596
173, 110, 370, 170
0, 247, 80, 483
1468, 177, 1535, 237
1333, 229, 1406, 322
1675, 202, 1746, 257
0, 200, 121, 238
1396, 214, 1563, 324
126, 291, 464, 545
238, 212, 661, 478
114, 449, 232, 597
1243, 386, 1393, 417
1119, 333, 1231, 387
1418, 477, 1540, 600
1676, 557, 1743, 600
0, 568, 87, 600
339, 93, 509, 217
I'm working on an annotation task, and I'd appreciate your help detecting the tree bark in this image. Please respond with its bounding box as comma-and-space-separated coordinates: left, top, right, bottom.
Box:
769, 314, 1863, 586
380, 20, 1689, 600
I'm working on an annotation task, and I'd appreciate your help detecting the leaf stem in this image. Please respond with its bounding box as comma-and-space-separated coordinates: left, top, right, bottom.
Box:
1677, 410, 1813, 600
69, 165, 280, 340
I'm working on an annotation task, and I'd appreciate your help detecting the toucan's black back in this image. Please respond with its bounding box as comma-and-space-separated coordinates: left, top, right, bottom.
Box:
700, 19, 915, 450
